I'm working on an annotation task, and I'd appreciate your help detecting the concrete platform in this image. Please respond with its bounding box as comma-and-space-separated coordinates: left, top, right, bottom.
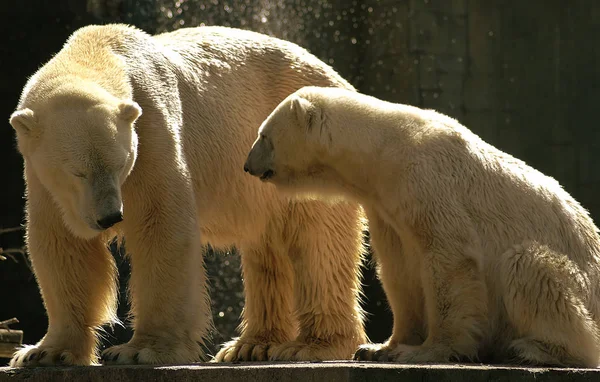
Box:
1, 362, 599, 382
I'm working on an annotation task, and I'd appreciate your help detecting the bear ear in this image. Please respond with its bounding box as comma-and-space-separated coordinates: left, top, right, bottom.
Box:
118, 101, 142, 124
9, 108, 37, 136
290, 95, 321, 131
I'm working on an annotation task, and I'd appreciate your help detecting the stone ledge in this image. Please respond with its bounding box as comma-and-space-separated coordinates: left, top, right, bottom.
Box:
1, 362, 599, 382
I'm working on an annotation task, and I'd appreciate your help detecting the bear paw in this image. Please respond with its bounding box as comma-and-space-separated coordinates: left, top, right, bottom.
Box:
388, 344, 455, 363
10, 344, 94, 367
355, 343, 455, 363
354, 342, 395, 362
269, 337, 356, 361
101, 336, 205, 365
213, 337, 275, 362
508, 338, 576, 367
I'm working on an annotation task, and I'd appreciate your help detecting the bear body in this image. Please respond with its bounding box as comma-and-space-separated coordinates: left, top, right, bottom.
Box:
244, 86, 600, 367
9, 26, 366, 366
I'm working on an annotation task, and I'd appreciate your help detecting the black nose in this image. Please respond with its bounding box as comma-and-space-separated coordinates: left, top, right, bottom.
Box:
243, 165, 249, 173
97, 211, 123, 230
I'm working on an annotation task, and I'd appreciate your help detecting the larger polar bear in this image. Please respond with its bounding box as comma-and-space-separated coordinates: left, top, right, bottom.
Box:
8, 25, 366, 366
244, 86, 600, 367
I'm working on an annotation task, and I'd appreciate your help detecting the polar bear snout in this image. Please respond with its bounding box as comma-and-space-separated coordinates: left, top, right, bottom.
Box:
96, 210, 123, 230
244, 160, 273, 179
244, 159, 275, 181
244, 139, 275, 181
89, 174, 124, 231
91, 196, 123, 231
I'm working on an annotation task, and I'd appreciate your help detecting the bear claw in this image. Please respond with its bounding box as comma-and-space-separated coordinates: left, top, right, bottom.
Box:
213, 338, 275, 362
10, 346, 91, 367
354, 347, 374, 361
373, 349, 389, 361
354, 344, 392, 362
26, 352, 38, 362
100, 352, 111, 362
250, 346, 269, 361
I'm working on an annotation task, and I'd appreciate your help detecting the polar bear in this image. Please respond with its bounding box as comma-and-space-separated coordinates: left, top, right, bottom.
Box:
8, 26, 366, 366
244, 86, 600, 367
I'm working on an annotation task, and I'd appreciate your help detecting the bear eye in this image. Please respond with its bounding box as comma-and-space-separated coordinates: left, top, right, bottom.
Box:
73, 172, 87, 179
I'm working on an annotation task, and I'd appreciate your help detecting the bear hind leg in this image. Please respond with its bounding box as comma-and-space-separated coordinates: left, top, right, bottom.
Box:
213, 240, 297, 362
499, 241, 600, 368
268, 201, 367, 361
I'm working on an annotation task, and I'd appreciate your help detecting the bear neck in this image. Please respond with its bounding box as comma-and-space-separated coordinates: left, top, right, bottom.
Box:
312, 106, 418, 204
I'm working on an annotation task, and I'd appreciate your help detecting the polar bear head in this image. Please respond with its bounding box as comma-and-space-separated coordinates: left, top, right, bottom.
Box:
244, 88, 328, 190
10, 84, 141, 239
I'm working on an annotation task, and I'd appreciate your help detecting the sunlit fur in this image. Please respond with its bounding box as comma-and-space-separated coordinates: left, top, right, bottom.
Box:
246, 86, 600, 367
8, 26, 366, 367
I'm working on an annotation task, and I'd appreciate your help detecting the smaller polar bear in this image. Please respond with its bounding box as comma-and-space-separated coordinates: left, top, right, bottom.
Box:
244, 86, 600, 367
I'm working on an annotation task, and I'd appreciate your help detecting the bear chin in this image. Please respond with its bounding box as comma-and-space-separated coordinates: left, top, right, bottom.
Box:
60, 209, 109, 240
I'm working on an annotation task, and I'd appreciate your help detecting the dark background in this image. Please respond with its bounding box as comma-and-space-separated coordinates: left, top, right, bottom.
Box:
1, 0, 599, 364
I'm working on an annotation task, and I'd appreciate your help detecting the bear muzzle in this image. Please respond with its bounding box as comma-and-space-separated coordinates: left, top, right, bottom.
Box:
89, 173, 124, 231
243, 161, 274, 181
96, 210, 124, 230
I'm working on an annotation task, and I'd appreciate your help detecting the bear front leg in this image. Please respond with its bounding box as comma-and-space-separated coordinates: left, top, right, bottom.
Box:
268, 201, 367, 361
354, 211, 425, 362
388, 224, 488, 364
100, 169, 211, 365
10, 173, 117, 367
213, 243, 296, 362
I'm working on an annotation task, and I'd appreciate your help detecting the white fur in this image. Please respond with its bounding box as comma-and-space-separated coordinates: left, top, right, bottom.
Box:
245, 86, 600, 367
